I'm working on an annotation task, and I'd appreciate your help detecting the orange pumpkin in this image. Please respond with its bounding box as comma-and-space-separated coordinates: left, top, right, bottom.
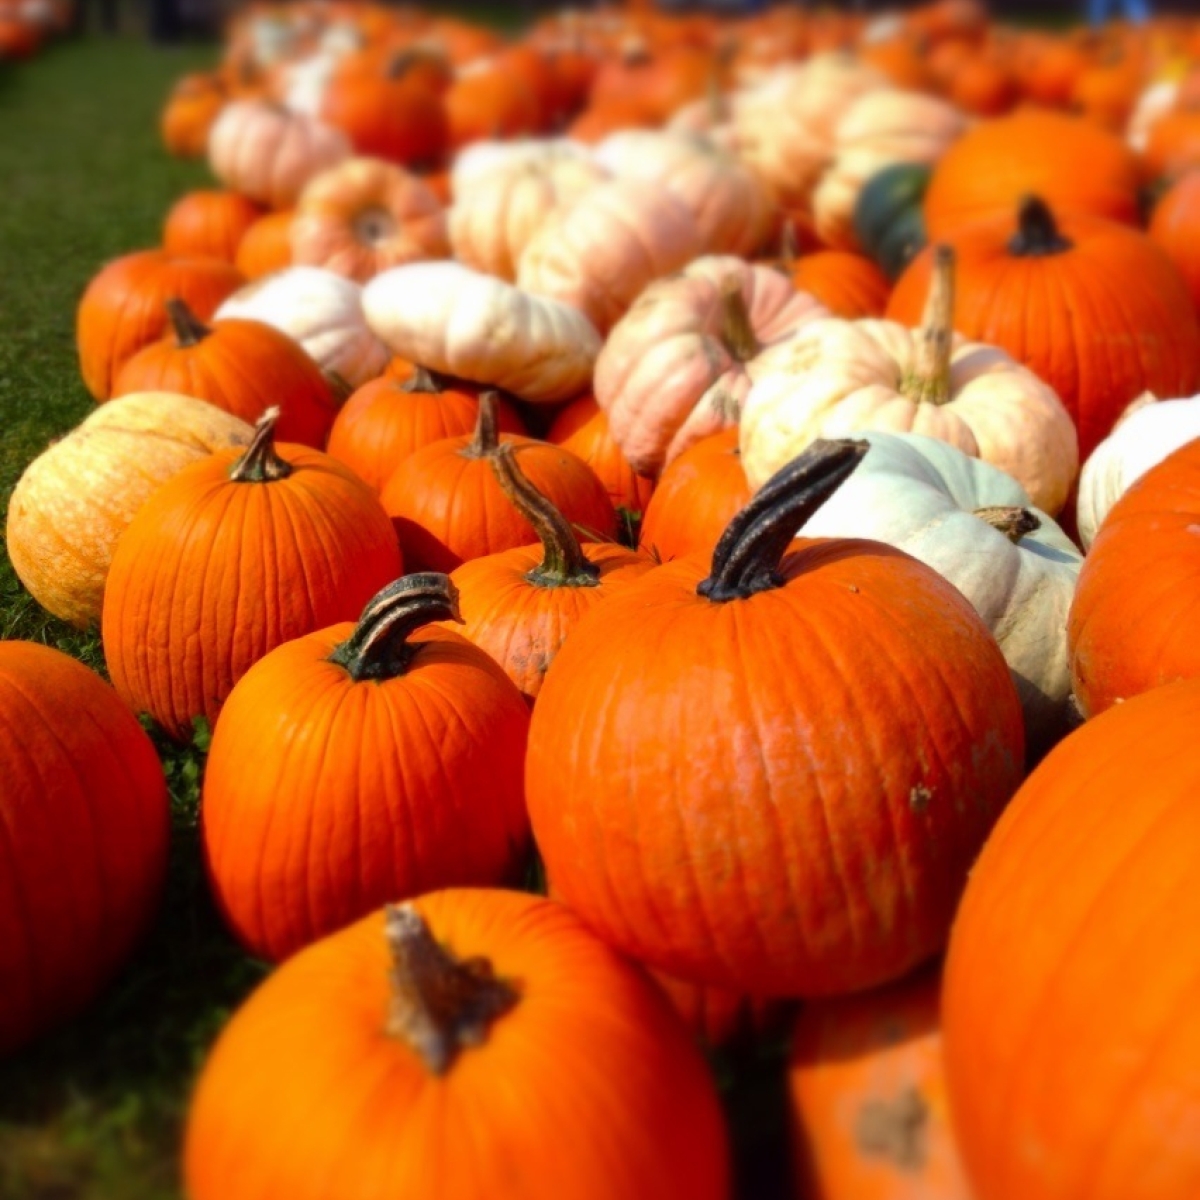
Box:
234, 209, 295, 280
381, 393, 617, 573
184, 889, 731, 1200
76, 250, 244, 401
201, 574, 531, 962
1149, 170, 1200, 313
0, 642, 168, 1056
651, 968, 792, 1051
527, 441, 1025, 996
787, 249, 891, 319
102, 410, 403, 739
444, 63, 541, 151
1143, 109, 1200, 183
111, 300, 341, 448
163, 190, 264, 264
160, 71, 227, 158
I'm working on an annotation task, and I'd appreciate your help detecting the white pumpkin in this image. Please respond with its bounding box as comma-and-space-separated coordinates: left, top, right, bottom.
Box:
1077, 394, 1200, 548
215, 267, 389, 390
450, 137, 595, 199
798, 430, 1082, 753
362, 261, 601, 403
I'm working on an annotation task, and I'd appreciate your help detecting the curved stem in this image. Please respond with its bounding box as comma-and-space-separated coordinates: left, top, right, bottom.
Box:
327, 573, 463, 682
490, 444, 600, 588
400, 365, 445, 395
974, 506, 1041, 543
384, 903, 519, 1076
698, 438, 868, 602
228, 407, 293, 483
780, 220, 799, 271
165, 297, 210, 348
719, 280, 760, 363
462, 391, 501, 459
902, 245, 955, 407
1008, 196, 1073, 257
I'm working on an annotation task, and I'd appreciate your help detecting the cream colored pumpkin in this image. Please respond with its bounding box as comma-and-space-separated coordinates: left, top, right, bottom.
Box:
1077, 394, 1200, 548
291, 157, 449, 282
516, 180, 704, 334
739, 249, 1079, 514
799, 431, 1082, 753
6, 394, 252, 628
1126, 77, 1179, 153
592, 131, 774, 258
215, 266, 389, 389
208, 99, 351, 211
448, 151, 608, 282
813, 90, 968, 252
733, 54, 887, 210
362, 261, 601, 403
595, 256, 830, 477
450, 137, 595, 199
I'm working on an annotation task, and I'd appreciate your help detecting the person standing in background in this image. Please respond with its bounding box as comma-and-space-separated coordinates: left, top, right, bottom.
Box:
1088, 0, 1151, 26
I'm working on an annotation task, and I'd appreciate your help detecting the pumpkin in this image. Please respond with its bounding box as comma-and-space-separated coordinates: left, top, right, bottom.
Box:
202, 574, 530, 961
76, 249, 244, 401
0, 642, 169, 1056
589, 42, 717, 124
1143, 110, 1200, 184
208, 99, 352, 210
444, 445, 653, 702
326, 366, 525, 493
527, 440, 1025, 995
741, 247, 1080, 515
184, 889, 731, 1200
111, 299, 341, 448
788, 963, 972, 1200
448, 150, 609, 282
797, 431, 1082, 756
215, 265, 388, 390
945, 54, 1017, 117
784, 248, 891, 319
922, 109, 1141, 239
595, 256, 830, 476
5, 393, 251, 629
1069, 438, 1200, 719
234, 208, 295, 279
1149, 170, 1200, 314
381, 393, 616, 573
362, 262, 602, 404
102, 409, 403, 739
290, 157, 449, 282
943, 678, 1200, 1200
887, 198, 1200, 460
1077, 395, 1200, 549
516, 180, 703, 335
161, 71, 227, 158
638, 427, 751, 562
546, 394, 655, 517
852, 162, 931, 281
449, 136, 594, 199
650, 969, 792, 1052
445, 59, 542, 151
163, 190, 264, 264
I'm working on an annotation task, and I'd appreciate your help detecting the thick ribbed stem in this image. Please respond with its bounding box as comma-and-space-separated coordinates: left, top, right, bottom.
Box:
462, 391, 501, 459
400, 365, 444, 395
228, 407, 293, 483
165, 297, 210, 348
1008, 196, 1073, 257
902, 245, 955, 407
720, 280, 761, 363
975, 506, 1041, 543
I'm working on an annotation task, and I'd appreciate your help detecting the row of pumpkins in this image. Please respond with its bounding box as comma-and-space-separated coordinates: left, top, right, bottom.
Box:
6, 1, 1200, 1197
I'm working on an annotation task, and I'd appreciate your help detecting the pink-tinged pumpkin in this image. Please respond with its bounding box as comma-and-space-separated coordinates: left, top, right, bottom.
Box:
0, 642, 169, 1055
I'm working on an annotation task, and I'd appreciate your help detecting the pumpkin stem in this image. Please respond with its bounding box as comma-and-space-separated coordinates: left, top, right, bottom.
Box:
719, 280, 761, 363
462, 391, 502, 459
324, 369, 354, 404
384, 902, 519, 1076
854, 1087, 929, 1171
228, 407, 293, 483
780, 220, 799, 270
974, 506, 1041, 543
328, 573, 463, 682
490, 444, 600, 589
698, 439, 868, 602
1009, 196, 1073, 257
400, 365, 444, 395
165, 297, 211, 348
903, 245, 955, 407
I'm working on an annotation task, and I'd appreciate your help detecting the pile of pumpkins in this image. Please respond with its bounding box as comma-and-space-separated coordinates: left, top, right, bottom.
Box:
7, 0, 1200, 1196
0, 0, 73, 60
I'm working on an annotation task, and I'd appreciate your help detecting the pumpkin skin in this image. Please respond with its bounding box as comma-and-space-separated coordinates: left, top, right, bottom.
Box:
234, 209, 295, 280
0, 642, 169, 1056
943, 678, 1200, 1200
527, 442, 1025, 996
202, 575, 531, 962
163, 190, 264, 263
161, 71, 227, 158
852, 162, 930, 282
76, 250, 244, 401
650, 968, 792, 1052
111, 301, 341, 449
887, 200, 1200, 461
445, 61, 542, 152
184, 889, 731, 1200
1143, 110, 1200, 185
215, 266, 389, 390
5, 393, 252, 629
327, 368, 525, 494
922, 109, 1141, 239
638, 428, 751, 562
788, 963, 972, 1200
102, 414, 404, 739
290, 157, 449, 283
787, 250, 891, 319
1068, 438, 1200, 719
1149, 171, 1200, 315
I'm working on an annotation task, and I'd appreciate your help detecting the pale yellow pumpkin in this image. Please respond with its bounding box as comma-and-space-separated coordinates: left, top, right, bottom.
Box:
6, 394, 252, 628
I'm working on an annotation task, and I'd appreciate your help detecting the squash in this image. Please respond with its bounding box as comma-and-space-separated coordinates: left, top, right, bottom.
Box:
1149, 171, 1200, 315
163, 190, 264, 264
852, 162, 930, 281
234, 209, 295, 279
784, 249, 891, 320
161, 71, 227, 158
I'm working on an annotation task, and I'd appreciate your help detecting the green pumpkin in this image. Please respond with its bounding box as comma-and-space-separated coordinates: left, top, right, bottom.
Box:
854, 163, 931, 281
